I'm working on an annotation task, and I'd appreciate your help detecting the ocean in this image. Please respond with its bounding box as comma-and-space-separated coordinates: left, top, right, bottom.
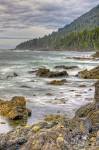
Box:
0, 49, 98, 133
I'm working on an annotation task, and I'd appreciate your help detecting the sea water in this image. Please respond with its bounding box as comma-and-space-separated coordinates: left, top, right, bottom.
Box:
0, 49, 98, 133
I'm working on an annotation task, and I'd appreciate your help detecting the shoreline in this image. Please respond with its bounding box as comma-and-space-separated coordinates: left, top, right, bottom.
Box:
0, 50, 99, 149
13, 48, 99, 52
0, 80, 99, 149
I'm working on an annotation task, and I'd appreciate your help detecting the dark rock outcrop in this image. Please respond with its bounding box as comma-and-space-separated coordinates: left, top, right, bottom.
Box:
78, 66, 99, 79
54, 65, 78, 69
36, 68, 68, 78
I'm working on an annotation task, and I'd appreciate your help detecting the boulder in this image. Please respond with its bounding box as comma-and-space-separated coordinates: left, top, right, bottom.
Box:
78, 66, 99, 79
0, 113, 98, 150
36, 68, 50, 77
36, 68, 68, 78
0, 96, 31, 120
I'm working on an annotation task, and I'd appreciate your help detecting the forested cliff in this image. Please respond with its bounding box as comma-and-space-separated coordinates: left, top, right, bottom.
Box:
16, 5, 99, 51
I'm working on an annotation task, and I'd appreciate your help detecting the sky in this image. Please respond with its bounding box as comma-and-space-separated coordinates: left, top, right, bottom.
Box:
0, 0, 99, 49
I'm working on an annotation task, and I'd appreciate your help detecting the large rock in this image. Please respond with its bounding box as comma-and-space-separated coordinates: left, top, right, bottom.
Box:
78, 66, 99, 79
0, 113, 98, 150
0, 96, 31, 120
75, 103, 96, 118
75, 80, 99, 134
0, 114, 88, 150
92, 51, 99, 58
36, 68, 68, 78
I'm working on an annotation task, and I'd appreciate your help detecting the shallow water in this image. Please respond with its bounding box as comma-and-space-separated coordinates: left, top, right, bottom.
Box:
0, 50, 98, 133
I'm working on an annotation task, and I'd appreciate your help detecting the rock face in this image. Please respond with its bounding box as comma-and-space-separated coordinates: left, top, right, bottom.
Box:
0, 96, 31, 120
36, 68, 68, 78
78, 66, 99, 79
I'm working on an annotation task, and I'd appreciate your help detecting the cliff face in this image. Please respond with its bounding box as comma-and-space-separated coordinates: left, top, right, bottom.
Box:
16, 5, 99, 51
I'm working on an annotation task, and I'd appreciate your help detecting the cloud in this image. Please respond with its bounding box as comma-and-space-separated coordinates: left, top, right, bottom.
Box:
0, 0, 98, 48
0, 0, 99, 30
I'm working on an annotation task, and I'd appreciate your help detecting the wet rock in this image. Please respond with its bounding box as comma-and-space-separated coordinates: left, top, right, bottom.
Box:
96, 131, 99, 146
79, 118, 92, 134
54, 65, 78, 69
0, 81, 99, 149
28, 70, 36, 74
27, 108, 32, 117
6, 72, 18, 79
48, 98, 66, 104
92, 51, 99, 58
46, 93, 53, 96
0, 113, 98, 150
88, 111, 99, 129
75, 81, 99, 137
0, 122, 6, 124
79, 84, 86, 87
44, 114, 65, 123
48, 79, 66, 85
20, 85, 31, 89
75, 94, 81, 97
36, 68, 50, 77
78, 66, 99, 79
95, 80, 99, 104
66, 56, 92, 60
75, 103, 96, 118
20, 123, 88, 150
36, 68, 68, 78
0, 126, 31, 150
0, 96, 31, 120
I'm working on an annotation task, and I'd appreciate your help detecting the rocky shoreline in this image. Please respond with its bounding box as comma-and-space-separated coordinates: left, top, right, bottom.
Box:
78, 66, 99, 79
0, 80, 99, 150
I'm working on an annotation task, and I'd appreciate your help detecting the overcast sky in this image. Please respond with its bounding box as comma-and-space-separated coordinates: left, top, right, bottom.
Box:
0, 0, 99, 49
